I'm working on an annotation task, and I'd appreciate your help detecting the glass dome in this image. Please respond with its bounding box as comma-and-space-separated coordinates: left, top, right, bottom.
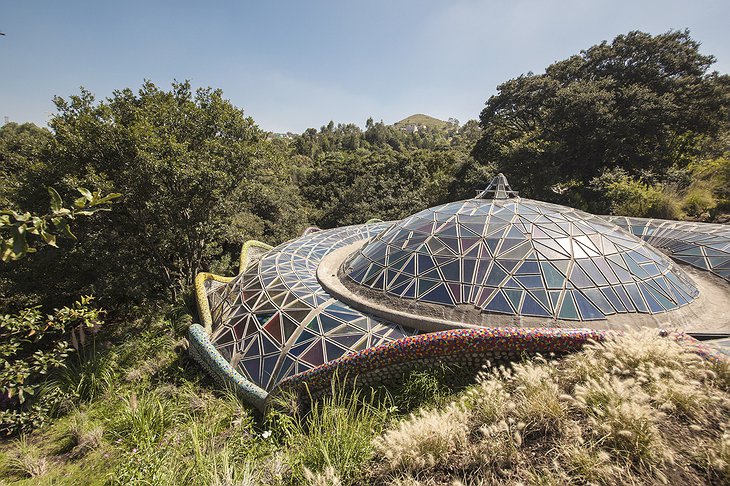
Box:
344, 176, 699, 321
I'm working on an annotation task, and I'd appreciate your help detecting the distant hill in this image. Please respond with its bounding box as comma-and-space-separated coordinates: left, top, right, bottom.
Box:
393, 114, 450, 130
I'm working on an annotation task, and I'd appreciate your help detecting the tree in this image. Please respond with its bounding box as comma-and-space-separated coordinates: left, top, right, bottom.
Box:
0, 122, 52, 209
471, 30, 730, 205
2, 81, 306, 307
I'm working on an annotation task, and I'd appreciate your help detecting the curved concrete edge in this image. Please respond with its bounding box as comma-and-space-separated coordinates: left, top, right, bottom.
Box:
188, 324, 268, 412
318, 241, 485, 333
318, 242, 730, 334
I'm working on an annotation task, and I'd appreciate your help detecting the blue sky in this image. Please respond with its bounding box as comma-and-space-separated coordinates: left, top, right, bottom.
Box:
1, 0, 728, 133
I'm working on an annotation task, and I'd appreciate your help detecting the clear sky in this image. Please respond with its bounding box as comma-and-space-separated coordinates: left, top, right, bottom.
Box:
1, 0, 728, 133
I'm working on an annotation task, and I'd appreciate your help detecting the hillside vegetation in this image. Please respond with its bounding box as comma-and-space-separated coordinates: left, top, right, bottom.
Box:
0, 328, 727, 485
393, 114, 451, 130
1, 29, 729, 485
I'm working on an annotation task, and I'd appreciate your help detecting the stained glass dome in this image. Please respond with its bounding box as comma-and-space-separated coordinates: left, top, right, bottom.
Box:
344, 175, 699, 321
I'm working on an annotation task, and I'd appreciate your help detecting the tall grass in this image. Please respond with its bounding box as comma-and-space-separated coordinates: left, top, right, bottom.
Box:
369, 329, 730, 485
272, 382, 393, 485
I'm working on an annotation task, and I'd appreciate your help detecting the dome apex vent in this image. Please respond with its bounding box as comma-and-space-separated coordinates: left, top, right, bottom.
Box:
477, 173, 519, 199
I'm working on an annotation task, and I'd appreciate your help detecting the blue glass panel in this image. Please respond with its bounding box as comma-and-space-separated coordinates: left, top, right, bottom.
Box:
392, 281, 412, 299
417, 279, 440, 297
402, 256, 416, 276
530, 289, 552, 312
499, 260, 521, 273
624, 254, 649, 279
420, 283, 455, 306
485, 264, 507, 286
521, 292, 551, 317
470, 259, 488, 284
569, 264, 594, 288
440, 236, 461, 254
439, 223, 459, 237
325, 341, 348, 362
516, 261, 540, 274
639, 284, 664, 313
624, 283, 648, 312
372, 272, 385, 289
541, 262, 565, 289
417, 253, 436, 274
485, 238, 501, 255
504, 289, 523, 311
241, 358, 261, 385
320, 314, 342, 333
600, 287, 626, 312
549, 290, 562, 309
578, 259, 608, 285
582, 288, 615, 315
516, 275, 544, 289
558, 292, 579, 320
574, 291, 604, 320
484, 290, 513, 314
646, 283, 676, 310
643, 263, 660, 277
462, 259, 477, 283
421, 268, 443, 281
608, 259, 633, 283
441, 260, 462, 282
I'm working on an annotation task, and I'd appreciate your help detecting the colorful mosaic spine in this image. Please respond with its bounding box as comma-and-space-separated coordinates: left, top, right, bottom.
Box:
188, 324, 268, 411
274, 327, 607, 398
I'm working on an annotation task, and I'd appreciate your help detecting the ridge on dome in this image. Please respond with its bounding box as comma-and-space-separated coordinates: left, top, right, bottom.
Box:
343, 175, 699, 321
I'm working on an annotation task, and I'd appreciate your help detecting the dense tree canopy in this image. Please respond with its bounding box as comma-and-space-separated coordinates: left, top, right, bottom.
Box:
296, 119, 482, 227
472, 30, 730, 207
1, 82, 306, 308
2, 30, 729, 313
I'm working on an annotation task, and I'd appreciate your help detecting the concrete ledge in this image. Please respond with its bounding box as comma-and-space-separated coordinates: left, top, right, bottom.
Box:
317, 241, 730, 333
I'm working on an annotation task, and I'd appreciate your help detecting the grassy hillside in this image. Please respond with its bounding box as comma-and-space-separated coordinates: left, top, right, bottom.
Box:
0, 323, 727, 485
393, 114, 450, 130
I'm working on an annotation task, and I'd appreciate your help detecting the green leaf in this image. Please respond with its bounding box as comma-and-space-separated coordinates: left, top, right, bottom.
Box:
48, 187, 63, 212
55, 220, 76, 240
77, 187, 93, 201
41, 230, 58, 247
11, 226, 28, 258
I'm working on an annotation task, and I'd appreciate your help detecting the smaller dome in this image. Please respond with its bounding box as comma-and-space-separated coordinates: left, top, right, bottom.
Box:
344, 175, 699, 321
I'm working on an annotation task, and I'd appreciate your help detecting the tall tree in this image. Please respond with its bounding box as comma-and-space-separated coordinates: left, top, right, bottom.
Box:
472, 30, 730, 204
2, 81, 306, 307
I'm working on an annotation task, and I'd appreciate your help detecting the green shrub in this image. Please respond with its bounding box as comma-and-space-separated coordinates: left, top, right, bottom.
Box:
590, 168, 683, 219
273, 384, 392, 485
0, 296, 105, 435
682, 184, 717, 218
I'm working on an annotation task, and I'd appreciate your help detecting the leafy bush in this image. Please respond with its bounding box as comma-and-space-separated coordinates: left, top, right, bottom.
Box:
0, 296, 105, 435
590, 168, 683, 218
0, 187, 119, 262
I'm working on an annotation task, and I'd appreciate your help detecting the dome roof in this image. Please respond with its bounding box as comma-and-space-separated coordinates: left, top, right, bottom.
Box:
344, 176, 699, 321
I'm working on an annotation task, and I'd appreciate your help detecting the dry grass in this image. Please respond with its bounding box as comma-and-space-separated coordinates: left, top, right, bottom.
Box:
66, 411, 104, 459
374, 404, 469, 471
4, 435, 49, 478
368, 329, 730, 485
